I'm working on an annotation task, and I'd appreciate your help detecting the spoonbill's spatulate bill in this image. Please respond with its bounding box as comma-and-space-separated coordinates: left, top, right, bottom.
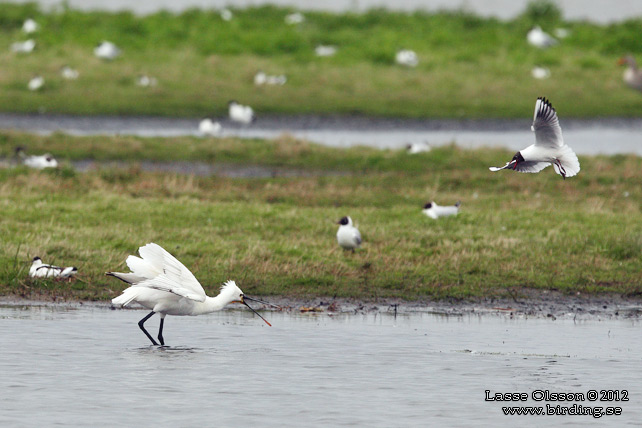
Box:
108, 243, 275, 346
489, 97, 580, 179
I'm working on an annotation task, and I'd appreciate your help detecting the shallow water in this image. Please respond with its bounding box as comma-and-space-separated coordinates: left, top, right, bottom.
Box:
2, 113, 642, 156
0, 304, 640, 427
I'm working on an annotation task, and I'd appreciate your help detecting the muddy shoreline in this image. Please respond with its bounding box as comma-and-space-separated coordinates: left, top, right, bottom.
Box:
3, 290, 642, 320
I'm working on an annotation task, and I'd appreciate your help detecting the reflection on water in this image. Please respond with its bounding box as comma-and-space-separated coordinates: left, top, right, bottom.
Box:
0, 304, 640, 427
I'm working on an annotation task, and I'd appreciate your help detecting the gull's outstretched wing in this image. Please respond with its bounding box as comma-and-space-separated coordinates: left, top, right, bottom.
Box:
532, 97, 563, 148
490, 160, 551, 173
133, 243, 207, 302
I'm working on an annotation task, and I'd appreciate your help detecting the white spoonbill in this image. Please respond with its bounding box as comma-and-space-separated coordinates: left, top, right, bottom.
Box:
29, 257, 77, 278
489, 97, 580, 179
336, 216, 362, 252
108, 243, 274, 346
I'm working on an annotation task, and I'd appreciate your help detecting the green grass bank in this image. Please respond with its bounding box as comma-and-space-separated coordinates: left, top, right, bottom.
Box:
1, 3, 642, 118
0, 132, 640, 301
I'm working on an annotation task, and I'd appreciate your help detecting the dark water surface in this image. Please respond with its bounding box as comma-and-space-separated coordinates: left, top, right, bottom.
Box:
0, 304, 640, 427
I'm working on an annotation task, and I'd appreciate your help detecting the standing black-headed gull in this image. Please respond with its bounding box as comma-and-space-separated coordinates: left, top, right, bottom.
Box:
228, 101, 255, 124
423, 201, 461, 219
336, 216, 362, 252
617, 56, 642, 91
108, 243, 275, 345
489, 97, 580, 179
29, 257, 77, 278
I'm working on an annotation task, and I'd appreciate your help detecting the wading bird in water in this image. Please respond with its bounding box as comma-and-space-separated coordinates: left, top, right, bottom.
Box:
108, 243, 274, 346
489, 97, 580, 179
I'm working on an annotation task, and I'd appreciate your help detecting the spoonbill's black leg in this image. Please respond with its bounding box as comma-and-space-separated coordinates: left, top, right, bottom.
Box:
138, 311, 159, 346
158, 317, 165, 346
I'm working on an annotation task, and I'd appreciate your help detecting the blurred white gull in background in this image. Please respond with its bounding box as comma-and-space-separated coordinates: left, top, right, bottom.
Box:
228, 101, 255, 124
254, 71, 287, 86
395, 49, 419, 67
22, 18, 38, 34
61, 66, 79, 80
198, 118, 222, 136
94, 41, 121, 60
527, 26, 558, 48
315, 45, 337, 57
27, 76, 44, 91
11, 39, 35, 53
285, 12, 305, 25
531, 66, 551, 79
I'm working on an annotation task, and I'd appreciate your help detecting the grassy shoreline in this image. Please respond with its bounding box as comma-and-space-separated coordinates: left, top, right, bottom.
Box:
1, 132, 640, 302
2, 4, 642, 118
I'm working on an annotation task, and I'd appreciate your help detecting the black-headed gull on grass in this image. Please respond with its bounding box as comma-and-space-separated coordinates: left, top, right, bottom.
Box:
108, 243, 275, 345
29, 257, 77, 278
22, 19, 38, 34
336, 216, 362, 252
423, 201, 461, 219
16, 146, 58, 169
489, 97, 580, 179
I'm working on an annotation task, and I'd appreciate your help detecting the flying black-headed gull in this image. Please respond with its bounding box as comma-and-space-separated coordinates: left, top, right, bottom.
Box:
198, 118, 222, 136
94, 41, 120, 60
16, 146, 58, 169
228, 101, 255, 124
527, 26, 558, 48
29, 257, 77, 278
336, 216, 362, 252
423, 201, 460, 219
489, 97, 580, 179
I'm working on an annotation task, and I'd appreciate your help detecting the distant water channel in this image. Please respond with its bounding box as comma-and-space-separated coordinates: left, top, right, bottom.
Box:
1, 113, 642, 156
1, 303, 640, 427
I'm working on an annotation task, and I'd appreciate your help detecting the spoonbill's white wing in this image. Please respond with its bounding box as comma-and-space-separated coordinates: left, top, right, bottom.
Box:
490, 160, 551, 173
132, 243, 207, 302
532, 97, 563, 148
